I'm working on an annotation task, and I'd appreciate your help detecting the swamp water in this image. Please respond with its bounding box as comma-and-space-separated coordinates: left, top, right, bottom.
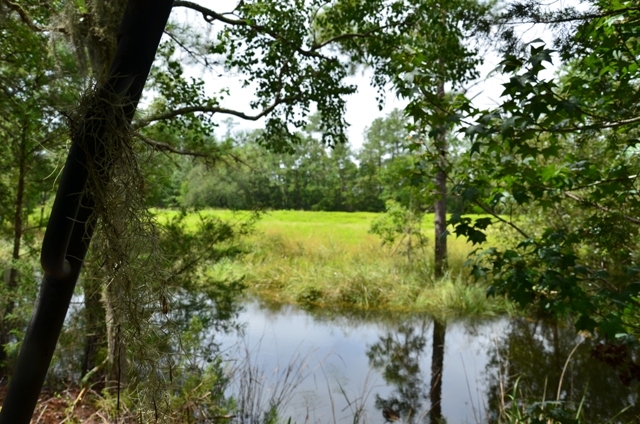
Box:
219, 301, 639, 423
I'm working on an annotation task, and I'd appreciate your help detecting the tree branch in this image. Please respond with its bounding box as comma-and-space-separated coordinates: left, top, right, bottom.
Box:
471, 199, 533, 240
173, 1, 244, 26
163, 29, 208, 66
134, 96, 295, 129
563, 191, 640, 225
499, 7, 640, 26
172, 1, 398, 59
139, 136, 210, 158
2, 0, 67, 34
139, 136, 253, 172
526, 115, 640, 134
313, 23, 397, 50
172, 1, 325, 59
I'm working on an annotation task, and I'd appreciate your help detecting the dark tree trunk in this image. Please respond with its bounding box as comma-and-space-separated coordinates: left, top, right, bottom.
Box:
434, 81, 447, 279
429, 320, 446, 423
0, 1, 174, 422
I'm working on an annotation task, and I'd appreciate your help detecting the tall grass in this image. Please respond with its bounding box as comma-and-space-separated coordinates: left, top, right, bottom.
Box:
227, 342, 317, 424
193, 210, 512, 318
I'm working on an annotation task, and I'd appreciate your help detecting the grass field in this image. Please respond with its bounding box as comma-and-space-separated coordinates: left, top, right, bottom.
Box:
157, 209, 512, 318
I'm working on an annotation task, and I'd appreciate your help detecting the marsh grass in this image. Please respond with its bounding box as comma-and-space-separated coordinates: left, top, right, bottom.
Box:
226, 341, 320, 424
178, 210, 512, 317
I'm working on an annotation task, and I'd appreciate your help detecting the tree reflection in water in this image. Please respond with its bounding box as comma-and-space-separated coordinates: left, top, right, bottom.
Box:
367, 318, 446, 423
484, 317, 640, 423
429, 320, 445, 424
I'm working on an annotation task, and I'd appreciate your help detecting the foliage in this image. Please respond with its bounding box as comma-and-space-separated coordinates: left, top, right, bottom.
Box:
370, 200, 428, 262
1, 0, 404, 416
4, 0, 640, 417
0, 0, 81, 372
141, 0, 373, 152
451, 1, 640, 341
174, 109, 477, 216
173, 116, 381, 212
51, 209, 252, 420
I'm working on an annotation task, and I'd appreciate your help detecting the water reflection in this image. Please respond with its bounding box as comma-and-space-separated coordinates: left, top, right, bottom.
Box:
219, 301, 640, 423
366, 319, 446, 423
429, 320, 445, 424
483, 318, 640, 423
367, 319, 429, 422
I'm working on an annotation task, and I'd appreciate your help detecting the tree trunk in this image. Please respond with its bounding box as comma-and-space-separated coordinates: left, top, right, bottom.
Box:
434, 81, 447, 279
0, 2, 174, 422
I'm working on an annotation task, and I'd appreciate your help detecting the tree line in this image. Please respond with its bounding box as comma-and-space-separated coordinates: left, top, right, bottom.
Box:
168, 109, 469, 214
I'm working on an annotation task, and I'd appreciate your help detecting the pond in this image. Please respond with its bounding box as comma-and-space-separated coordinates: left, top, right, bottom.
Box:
219, 301, 640, 423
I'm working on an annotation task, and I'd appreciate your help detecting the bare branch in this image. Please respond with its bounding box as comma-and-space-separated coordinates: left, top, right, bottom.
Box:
163, 29, 208, 66
173, 1, 244, 26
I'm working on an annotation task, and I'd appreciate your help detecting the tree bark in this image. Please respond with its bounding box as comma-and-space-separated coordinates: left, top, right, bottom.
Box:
434, 80, 447, 279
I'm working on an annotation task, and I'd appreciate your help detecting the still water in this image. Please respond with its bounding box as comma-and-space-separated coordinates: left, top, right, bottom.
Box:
219, 301, 640, 423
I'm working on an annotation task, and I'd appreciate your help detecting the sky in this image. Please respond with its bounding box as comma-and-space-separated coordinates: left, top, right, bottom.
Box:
170, 0, 571, 151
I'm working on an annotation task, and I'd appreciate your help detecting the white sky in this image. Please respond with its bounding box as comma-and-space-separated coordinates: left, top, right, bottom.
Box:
170, 0, 573, 151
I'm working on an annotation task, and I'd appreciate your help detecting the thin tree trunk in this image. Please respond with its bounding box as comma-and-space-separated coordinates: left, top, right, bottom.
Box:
295, 168, 301, 209
434, 80, 447, 279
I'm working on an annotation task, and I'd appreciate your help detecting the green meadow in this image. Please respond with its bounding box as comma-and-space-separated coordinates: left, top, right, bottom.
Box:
157, 209, 512, 318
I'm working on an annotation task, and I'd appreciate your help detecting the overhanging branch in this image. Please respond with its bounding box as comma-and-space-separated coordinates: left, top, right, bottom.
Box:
133, 95, 295, 129
172, 0, 397, 59
172, 1, 324, 59
2, 0, 67, 34
499, 7, 640, 26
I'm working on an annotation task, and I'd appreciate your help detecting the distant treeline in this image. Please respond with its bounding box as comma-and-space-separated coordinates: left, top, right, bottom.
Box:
150, 110, 470, 213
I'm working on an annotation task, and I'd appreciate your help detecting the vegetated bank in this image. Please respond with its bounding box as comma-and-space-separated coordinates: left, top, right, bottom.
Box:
158, 209, 514, 319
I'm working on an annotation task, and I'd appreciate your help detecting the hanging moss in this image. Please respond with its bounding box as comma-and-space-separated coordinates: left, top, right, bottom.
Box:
67, 84, 176, 414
